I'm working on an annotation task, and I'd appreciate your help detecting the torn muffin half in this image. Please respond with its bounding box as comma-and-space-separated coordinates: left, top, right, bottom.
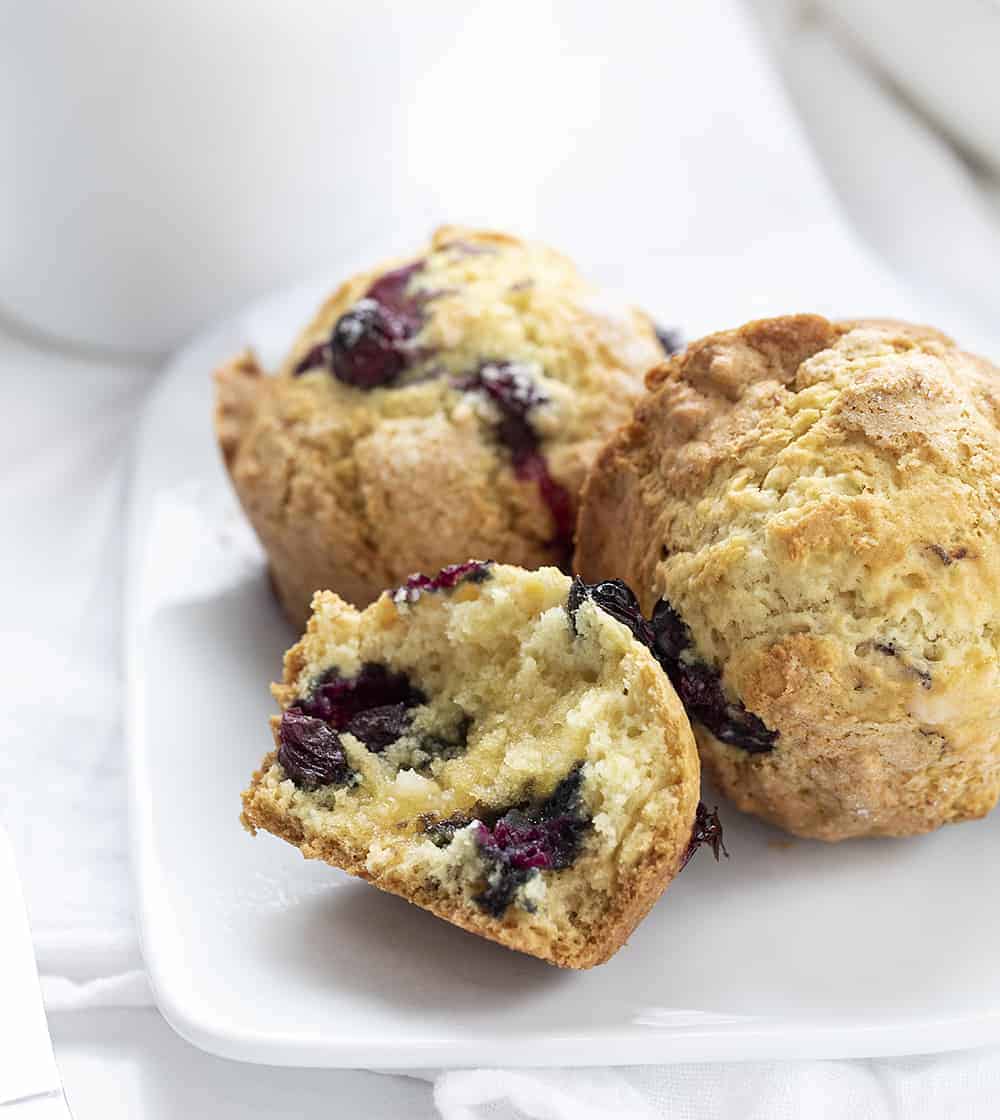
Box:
241, 562, 701, 968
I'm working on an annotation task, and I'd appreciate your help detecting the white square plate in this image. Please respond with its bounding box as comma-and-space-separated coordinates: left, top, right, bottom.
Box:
127, 280, 1000, 1069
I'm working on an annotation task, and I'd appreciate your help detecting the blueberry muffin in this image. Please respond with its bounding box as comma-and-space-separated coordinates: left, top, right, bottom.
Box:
241, 562, 702, 968
576, 315, 1000, 841
216, 227, 667, 621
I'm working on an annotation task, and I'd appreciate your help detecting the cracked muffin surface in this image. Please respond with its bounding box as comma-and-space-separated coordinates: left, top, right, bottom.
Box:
576, 315, 1000, 841
241, 563, 701, 968
215, 226, 664, 620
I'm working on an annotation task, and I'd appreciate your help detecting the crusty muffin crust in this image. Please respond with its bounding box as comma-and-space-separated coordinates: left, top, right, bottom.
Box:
216, 226, 663, 621
576, 315, 1000, 840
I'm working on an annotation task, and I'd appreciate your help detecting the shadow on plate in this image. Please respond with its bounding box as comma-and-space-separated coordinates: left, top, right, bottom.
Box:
260, 878, 574, 1013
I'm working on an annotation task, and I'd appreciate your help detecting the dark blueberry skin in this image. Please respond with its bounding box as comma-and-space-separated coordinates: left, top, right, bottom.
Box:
680, 802, 728, 871
328, 299, 410, 388
474, 765, 590, 917
343, 703, 414, 753
647, 598, 689, 661
454, 362, 545, 463
650, 601, 778, 753
566, 577, 653, 646
567, 580, 777, 754
654, 325, 684, 356
393, 560, 492, 605
294, 260, 426, 387
277, 708, 352, 789
299, 663, 426, 730
455, 362, 575, 563
274, 664, 427, 790
281, 661, 471, 784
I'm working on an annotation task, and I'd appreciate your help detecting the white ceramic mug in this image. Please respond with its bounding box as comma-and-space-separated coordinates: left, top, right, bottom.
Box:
1, 1, 802, 356
0, 1, 446, 354
0, 0, 646, 355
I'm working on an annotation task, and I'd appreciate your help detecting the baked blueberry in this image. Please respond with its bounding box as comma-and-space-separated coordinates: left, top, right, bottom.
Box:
293, 260, 427, 386
654, 325, 684, 356
277, 708, 352, 790
455, 364, 575, 559
299, 662, 425, 727
650, 601, 777, 754
474, 765, 590, 917
393, 560, 492, 605
568, 580, 776, 753
567, 576, 650, 645
680, 803, 728, 869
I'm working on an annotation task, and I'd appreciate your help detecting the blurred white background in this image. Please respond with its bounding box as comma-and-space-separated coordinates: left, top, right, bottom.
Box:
2, 2, 1000, 1118
4, 0, 1000, 357
753, 0, 1000, 352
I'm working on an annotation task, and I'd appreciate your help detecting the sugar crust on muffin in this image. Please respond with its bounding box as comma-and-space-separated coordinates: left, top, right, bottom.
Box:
216, 227, 664, 621
576, 315, 1000, 840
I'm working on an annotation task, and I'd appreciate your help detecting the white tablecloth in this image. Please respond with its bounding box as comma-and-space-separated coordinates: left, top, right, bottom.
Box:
3, 2, 999, 1116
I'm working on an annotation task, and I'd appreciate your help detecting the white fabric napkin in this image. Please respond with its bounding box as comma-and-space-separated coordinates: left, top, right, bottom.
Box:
3, 1, 1000, 1117
426, 1053, 1000, 1120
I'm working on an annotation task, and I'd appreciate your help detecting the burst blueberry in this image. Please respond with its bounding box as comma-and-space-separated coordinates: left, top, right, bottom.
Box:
473, 765, 590, 917
393, 560, 492, 605
298, 663, 425, 727
650, 601, 778, 754
288, 663, 427, 763
344, 702, 414, 753
568, 581, 777, 754
455, 362, 575, 561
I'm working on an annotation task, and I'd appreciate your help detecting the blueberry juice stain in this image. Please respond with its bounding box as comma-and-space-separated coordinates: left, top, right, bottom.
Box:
455, 362, 575, 566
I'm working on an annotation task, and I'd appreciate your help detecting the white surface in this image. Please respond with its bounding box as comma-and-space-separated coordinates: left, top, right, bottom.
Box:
128, 251, 1000, 1070
0, 826, 61, 1107
3, 0, 1000, 1113
51, 1010, 436, 1120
